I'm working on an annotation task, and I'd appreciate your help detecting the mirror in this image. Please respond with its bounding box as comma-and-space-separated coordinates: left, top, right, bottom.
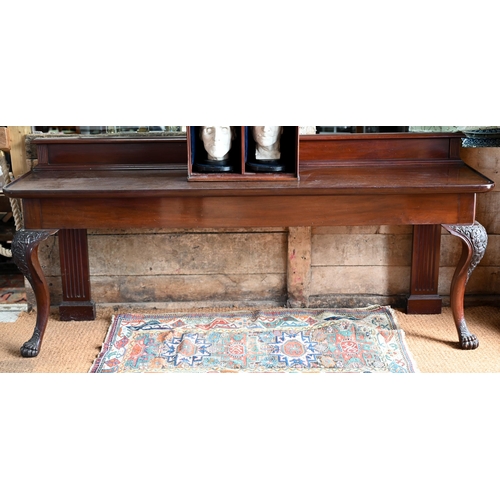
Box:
33, 126, 186, 135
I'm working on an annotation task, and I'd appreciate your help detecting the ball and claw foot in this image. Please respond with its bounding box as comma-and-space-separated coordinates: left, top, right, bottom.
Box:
458, 320, 479, 350
20, 328, 42, 358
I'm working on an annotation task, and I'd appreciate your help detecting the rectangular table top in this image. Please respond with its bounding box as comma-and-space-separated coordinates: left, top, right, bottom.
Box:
4, 162, 493, 199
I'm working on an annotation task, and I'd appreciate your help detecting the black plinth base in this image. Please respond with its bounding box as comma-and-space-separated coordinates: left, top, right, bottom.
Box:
245, 160, 285, 173
194, 159, 233, 173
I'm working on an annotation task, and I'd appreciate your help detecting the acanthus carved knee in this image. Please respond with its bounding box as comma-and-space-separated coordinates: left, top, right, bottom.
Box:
444, 221, 488, 283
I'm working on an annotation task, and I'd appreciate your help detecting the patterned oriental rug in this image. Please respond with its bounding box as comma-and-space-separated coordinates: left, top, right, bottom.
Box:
89, 306, 419, 373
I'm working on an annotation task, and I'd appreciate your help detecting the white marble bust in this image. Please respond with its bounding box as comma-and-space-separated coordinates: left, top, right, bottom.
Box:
252, 126, 283, 160
200, 126, 233, 161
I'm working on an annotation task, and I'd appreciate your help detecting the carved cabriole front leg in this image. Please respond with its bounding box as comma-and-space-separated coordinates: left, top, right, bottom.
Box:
12, 229, 59, 357
442, 221, 488, 350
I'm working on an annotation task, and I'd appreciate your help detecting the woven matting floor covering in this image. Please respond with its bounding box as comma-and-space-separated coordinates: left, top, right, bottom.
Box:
89, 306, 417, 373
1, 306, 500, 373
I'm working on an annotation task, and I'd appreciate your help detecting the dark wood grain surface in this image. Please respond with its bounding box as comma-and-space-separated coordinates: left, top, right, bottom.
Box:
5, 163, 492, 197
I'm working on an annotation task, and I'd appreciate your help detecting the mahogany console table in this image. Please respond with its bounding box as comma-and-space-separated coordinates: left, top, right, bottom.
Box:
3, 133, 494, 357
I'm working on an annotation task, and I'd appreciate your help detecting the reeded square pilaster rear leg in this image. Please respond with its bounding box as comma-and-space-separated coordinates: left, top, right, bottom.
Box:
12, 229, 59, 357
442, 221, 487, 350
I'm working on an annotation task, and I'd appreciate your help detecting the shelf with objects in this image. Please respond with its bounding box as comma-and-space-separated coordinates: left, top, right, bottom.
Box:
187, 126, 299, 181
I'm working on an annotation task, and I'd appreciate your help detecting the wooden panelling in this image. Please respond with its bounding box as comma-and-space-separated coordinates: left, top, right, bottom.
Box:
41, 273, 286, 304
41, 232, 287, 276
313, 225, 413, 235
287, 227, 311, 307
0, 127, 10, 151
312, 233, 412, 266
310, 266, 411, 295
438, 267, 500, 295
7, 126, 31, 178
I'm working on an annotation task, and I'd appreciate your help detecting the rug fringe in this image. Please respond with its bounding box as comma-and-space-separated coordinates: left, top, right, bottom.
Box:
88, 314, 118, 373
396, 328, 420, 373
